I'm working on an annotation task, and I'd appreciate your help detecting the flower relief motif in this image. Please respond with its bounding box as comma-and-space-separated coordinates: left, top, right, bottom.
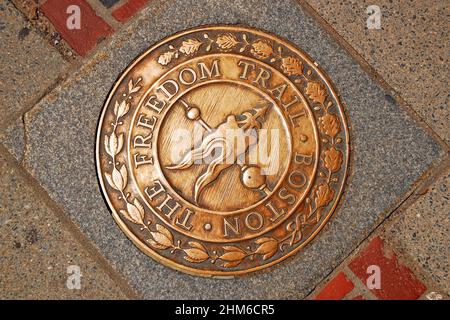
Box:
158, 51, 178, 66
179, 38, 202, 55
216, 33, 239, 50
157, 38, 202, 66
324, 147, 343, 173
250, 39, 274, 59
320, 113, 341, 138
281, 56, 303, 76
306, 81, 327, 105
314, 184, 335, 209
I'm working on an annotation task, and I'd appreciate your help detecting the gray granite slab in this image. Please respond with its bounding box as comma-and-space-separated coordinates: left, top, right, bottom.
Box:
305, 0, 450, 143
0, 0, 67, 130
3, 0, 444, 298
384, 167, 450, 294
0, 117, 24, 162
0, 146, 127, 299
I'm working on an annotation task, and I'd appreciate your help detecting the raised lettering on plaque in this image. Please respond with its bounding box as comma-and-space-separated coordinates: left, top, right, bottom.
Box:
96, 26, 349, 276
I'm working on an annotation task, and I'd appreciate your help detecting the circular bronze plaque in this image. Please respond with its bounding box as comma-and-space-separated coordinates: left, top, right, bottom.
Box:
96, 25, 349, 277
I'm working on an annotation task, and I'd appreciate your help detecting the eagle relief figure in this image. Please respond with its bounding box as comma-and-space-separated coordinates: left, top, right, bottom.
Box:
166, 101, 270, 204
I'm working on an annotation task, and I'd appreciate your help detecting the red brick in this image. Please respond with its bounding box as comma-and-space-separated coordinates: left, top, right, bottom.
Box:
112, 0, 149, 22
349, 237, 427, 300
315, 272, 354, 300
41, 0, 113, 56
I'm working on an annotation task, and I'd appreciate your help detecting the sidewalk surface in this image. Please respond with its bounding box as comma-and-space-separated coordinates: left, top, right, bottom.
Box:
0, 0, 448, 299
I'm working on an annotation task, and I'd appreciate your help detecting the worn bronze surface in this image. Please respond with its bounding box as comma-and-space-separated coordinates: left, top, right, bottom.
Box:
96, 26, 349, 277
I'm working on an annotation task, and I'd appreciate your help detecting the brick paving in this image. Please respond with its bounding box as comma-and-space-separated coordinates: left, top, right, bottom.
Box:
315, 272, 354, 300
0, 0, 448, 299
349, 237, 427, 300
111, 0, 149, 22
41, 0, 113, 55
312, 237, 436, 300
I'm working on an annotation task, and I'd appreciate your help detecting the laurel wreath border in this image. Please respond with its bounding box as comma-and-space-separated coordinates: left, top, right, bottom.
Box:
103, 31, 345, 269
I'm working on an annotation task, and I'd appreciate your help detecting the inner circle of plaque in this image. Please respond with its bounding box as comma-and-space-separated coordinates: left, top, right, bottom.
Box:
157, 80, 291, 213
127, 54, 320, 242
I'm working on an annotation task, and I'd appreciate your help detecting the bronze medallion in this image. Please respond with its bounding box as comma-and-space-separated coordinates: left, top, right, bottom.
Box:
96, 25, 349, 277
